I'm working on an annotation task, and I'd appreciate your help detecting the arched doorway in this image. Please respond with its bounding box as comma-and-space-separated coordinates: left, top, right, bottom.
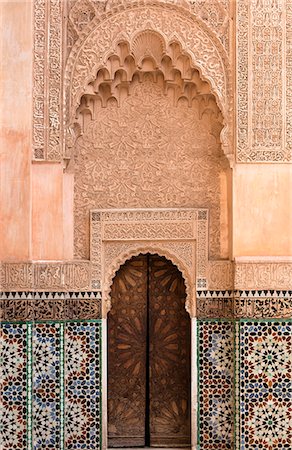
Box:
107, 253, 191, 448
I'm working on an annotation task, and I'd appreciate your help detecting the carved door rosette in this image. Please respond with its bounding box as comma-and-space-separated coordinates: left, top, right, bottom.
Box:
90, 208, 211, 317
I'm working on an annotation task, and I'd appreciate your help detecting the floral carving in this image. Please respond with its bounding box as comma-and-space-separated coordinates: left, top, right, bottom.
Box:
74, 75, 227, 259
65, 2, 231, 162
237, 0, 292, 162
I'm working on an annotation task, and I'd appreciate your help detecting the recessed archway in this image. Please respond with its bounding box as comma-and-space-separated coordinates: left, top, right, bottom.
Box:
107, 253, 192, 448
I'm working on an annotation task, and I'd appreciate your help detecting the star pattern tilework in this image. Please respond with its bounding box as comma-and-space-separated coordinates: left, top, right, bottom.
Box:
0, 323, 28, 450
198, 320, 234, 449
0, 321, 101, 450
33, 323, 62, 449
65, 322, 101, 449
239, 321, 292, 449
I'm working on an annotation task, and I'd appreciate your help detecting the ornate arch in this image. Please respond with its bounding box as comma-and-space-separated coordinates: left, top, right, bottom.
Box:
64, 0, 233, 164
103, 243, 195, 318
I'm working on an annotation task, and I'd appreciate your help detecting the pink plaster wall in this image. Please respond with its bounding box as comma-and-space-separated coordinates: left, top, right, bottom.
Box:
0, 1, 32, 260
32, 164, 65, 260
233, 164, 292, 257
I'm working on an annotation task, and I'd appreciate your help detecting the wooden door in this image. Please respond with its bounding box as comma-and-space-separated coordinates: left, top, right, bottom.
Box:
108, 254, 191, 448
148, 255, 191, 447
108, 255, 148, 447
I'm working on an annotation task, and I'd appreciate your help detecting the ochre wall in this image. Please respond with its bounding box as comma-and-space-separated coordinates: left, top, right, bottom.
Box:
233, 165, 292, 257
0, 1, 32, 261
1, 2, 292, 263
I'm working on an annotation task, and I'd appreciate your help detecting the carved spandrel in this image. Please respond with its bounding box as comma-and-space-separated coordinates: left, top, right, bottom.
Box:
75, 76, 226, 260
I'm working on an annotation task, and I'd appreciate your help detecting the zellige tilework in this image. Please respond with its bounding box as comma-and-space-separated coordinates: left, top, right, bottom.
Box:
33, 323, 62, 449
198, 320, 234, 449
65, 322, 101, 450
239, 321, 292, 449
0, 323, 27, 450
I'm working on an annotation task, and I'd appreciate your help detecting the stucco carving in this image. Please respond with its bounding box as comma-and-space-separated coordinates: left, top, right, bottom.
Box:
32, 0, 232, 162
33, 0, 63, 160
65, 1, 232, 160
208, 260, 234, 290
235, 262, 292, 290
237, 0, 292, 162
234, 290, 292, 319
0, 262, 92, 292
90, 208, 205, 316
74, 73, 227, 259
0, 291, 101, 321
196, 290, 234, 318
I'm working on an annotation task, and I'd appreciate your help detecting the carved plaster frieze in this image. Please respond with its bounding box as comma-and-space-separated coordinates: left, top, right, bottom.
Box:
196, 290, 234, 318
0, 261, 92, 292
90, 208, 208, 317
237, 0, 292, 162
33, 0, 63, 160
0, 291, 101, 322
234, 290, 292, 319
235, 262, 292, 290
197, 289, 292, 319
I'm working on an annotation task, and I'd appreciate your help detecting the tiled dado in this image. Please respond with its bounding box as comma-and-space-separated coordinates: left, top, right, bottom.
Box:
0, 321, 101, 450
198, 319, 292, 450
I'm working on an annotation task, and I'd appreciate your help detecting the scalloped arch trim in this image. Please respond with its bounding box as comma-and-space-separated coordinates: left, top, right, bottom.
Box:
103, 244, 195, 318
64, 0, 232, 164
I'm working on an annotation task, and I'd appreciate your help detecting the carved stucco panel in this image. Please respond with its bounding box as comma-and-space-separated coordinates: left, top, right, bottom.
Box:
237, 0, 292, 162
33, 0, 63, 160
65, 3, 230, 141
74, 78, 226, 259
89, 208, 207, 316
33, 0, 232, 160
235, 262, 292, 290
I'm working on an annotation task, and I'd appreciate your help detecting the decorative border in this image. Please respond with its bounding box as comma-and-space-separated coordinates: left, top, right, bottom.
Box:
196, 290, 234, 318
234, 290, 292, 319
33, 0, 63, 160
235, 261, 292, 289
0, 261, 92, 291
197, 290, 292, 319
0, 292, 101, 322
90, 208, 208, 316
1, 284, 292, 321
237, 0, 292, 162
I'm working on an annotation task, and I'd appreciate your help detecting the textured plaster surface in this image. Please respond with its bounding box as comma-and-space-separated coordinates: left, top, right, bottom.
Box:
0, 1, 32, 260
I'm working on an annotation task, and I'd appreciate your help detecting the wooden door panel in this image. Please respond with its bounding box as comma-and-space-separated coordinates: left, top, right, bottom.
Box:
108, 255, 148, 447
149, 255, 191, 447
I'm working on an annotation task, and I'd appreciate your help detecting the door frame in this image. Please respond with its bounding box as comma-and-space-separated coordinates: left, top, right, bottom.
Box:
102, 299, 198, 450
90, 208, 209, 450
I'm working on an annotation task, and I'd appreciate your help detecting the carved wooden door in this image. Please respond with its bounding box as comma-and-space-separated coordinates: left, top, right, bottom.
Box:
108, 254, 191, 448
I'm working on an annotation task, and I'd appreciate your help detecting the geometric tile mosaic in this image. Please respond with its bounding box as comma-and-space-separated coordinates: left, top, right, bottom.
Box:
65, 322, 101, 449
198, 320, 234, 449
33, 323, 62, 449
237, 321, 292, 450
0, 323, 28, 450
0, 321, 101, 450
